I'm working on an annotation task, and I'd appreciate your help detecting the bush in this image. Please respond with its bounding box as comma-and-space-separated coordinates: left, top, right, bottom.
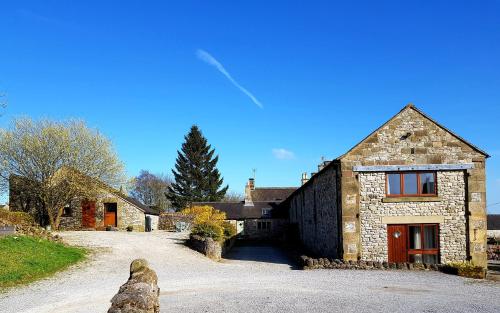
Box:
126, 225, 134, 232
191, 222, 224, 242
222, 221, 237, 240
180, 206, 226, 225
0, 210, 34, 226
441, 261, 485, 279
181, 206, 229, 242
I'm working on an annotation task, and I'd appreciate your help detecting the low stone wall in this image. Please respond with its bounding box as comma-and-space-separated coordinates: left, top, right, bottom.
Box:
188, 235, 222, 260
108, 259, 160, 313
188, 235, 237, 260
159, 213, 193, 231
300, 256, 439, 271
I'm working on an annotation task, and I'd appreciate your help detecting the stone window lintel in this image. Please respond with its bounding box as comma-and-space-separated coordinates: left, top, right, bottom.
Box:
382, 196, 442, 203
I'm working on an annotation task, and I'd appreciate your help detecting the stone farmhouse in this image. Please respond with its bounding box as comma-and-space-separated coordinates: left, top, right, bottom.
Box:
283, 104, 489, 267
194, 178, 296, 240
9, 174, 158, 232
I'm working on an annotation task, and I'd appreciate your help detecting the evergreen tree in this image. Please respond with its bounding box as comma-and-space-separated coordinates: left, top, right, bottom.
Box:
167, 125, 228, 209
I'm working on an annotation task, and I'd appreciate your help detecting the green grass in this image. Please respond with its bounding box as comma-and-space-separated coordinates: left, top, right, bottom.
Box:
0, 235, 86, 289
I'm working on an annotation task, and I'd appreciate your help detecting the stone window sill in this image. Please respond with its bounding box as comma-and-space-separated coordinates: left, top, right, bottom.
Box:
382, 196, 442, 203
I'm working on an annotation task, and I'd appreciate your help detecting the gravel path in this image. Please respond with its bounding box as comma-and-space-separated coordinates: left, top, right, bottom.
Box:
1, 231, 500, 313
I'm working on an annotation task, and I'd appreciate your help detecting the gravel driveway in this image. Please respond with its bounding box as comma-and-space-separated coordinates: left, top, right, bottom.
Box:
1, 231, 500, 313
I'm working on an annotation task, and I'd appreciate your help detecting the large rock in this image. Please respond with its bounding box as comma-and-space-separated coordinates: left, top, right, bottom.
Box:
108, 259, 160, 313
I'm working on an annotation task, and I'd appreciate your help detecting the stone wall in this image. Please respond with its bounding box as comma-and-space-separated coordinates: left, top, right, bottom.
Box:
188, 235, 222, 260
108, 259, 160, 313
340, 105, 488, 266
289, 164, 341, 258
158, 213, 193, 231
359, 171, 467, 263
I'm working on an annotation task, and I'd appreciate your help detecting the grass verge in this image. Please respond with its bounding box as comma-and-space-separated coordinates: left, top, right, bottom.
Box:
0, 235, 86, 289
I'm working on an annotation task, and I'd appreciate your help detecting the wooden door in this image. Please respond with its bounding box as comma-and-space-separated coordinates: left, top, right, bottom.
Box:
388, 224, 408, 263
81, 201, 96, 228
104, 203, 117, 227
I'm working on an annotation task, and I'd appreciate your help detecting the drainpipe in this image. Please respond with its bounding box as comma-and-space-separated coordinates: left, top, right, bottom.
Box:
464, 170, 472, 261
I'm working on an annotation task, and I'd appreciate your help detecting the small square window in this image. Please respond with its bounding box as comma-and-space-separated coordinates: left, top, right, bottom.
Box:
262, 208, 271, 218
62, 205, 73, 217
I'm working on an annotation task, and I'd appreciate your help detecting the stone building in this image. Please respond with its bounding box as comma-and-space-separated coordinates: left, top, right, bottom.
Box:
9, 175, 148, 231
194, 178, 296, 240
285, 104, 489, 267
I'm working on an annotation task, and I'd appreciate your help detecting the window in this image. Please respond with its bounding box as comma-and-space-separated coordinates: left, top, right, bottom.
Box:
62, 205, 73, 217
257, 221, 272, 231
262, 208, 271, 218
387, 172, 436, 196
408, 224, 439, 264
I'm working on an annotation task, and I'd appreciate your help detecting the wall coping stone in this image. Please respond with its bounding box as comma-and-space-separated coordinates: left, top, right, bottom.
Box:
353, 163, 474, 172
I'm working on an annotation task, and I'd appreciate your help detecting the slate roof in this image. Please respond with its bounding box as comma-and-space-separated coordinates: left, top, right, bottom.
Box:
250, 188, 297, 202
488, 215, 500, 230
192, 201, 287, 220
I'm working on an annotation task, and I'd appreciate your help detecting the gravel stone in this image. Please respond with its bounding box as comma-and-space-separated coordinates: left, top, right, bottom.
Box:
1, 231, 499, 313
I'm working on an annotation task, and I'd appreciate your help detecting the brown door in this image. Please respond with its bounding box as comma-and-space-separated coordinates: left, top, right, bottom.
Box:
388, 224, 408, 263
81, 200, 96, 228
104, 203, 117, 227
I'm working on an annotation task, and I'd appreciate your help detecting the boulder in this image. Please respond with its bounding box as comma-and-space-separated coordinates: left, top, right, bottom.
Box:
108, 259, 160, 313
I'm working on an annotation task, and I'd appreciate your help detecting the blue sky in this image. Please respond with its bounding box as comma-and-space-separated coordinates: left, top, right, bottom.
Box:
0, 1, 499, 212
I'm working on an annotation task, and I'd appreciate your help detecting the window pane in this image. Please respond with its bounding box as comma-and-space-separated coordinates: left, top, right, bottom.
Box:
423, 225, 437, 249
403, 173, 418, 195
409, 226, 422, 249
420, 173, 436, 195
423, 254, 438, 264
409, 254, 423, 263
387, 174, 401, 195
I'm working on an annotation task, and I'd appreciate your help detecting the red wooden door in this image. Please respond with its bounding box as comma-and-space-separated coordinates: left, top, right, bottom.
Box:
81, 201, 96, 228
104, 210, 117, 227
388, 225, 408, 263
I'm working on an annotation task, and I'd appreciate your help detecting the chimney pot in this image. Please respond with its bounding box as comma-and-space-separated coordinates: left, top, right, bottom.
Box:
301, 172, 309, 185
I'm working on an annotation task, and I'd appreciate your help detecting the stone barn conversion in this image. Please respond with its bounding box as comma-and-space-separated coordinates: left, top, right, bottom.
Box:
9, 175, 148, 231
284, 104, 489, 267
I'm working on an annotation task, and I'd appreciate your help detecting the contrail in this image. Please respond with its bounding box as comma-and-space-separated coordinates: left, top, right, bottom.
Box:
196, 49, 263, 108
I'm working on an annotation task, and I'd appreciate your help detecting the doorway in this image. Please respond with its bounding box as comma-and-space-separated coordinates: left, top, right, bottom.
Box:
81, 200, 96, 228
387, 224, 440, 264
104, 203, 117, 227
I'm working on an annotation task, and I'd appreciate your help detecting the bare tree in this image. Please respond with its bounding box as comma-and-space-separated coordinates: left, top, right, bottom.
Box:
0, 118, 124, 229
130, 170, 171, 213
222, 190, 244, 202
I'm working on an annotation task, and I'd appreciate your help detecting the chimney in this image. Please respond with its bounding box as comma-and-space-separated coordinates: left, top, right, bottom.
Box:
244, 178, 255, 206
248, 178, 255, 190
301, 172, 309, 185
318, 159, 331, 172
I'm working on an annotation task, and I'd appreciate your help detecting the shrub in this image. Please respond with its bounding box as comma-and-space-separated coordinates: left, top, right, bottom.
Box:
180, 206, 226, 225
441, 261, 485, 279
222, 221, 237, 240
191, 222, 223, 242
126, 225, 134, 232
0, 210, 34, 226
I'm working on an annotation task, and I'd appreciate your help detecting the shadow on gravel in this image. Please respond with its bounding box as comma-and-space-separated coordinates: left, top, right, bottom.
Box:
224, 241, 300, 270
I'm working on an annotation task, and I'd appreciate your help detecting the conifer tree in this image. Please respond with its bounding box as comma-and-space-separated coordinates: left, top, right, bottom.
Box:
167, 125, 228, 209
